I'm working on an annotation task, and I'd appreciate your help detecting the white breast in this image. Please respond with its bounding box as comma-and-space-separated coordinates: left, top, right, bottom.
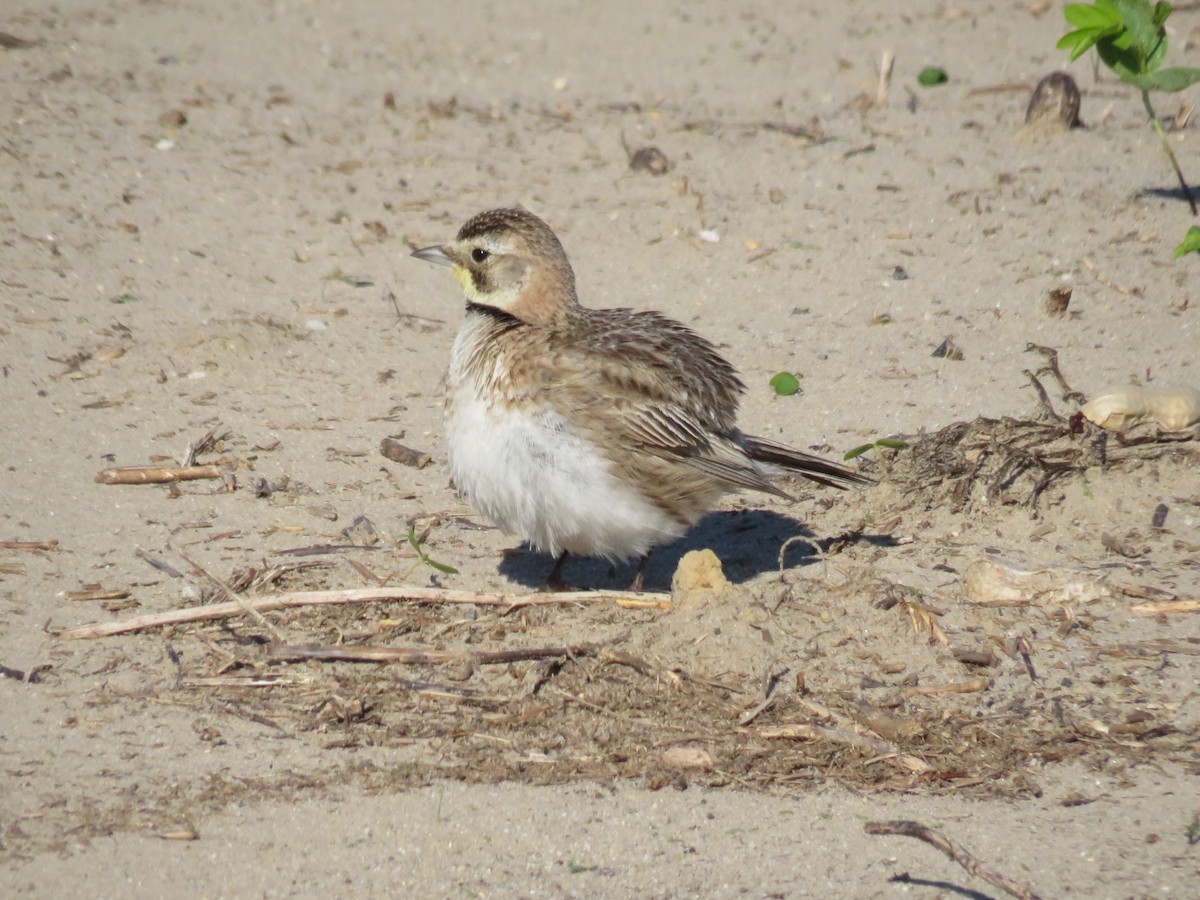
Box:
445, 321, 684, 560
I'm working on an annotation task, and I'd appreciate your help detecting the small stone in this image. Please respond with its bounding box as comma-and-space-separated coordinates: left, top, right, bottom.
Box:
629, 146, 670, 175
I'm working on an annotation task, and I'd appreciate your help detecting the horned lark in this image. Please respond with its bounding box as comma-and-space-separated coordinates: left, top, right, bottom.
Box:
413, 207, 867, 590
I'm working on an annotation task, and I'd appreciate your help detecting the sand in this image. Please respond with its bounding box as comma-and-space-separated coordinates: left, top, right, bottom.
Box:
3, 0, 1199, 896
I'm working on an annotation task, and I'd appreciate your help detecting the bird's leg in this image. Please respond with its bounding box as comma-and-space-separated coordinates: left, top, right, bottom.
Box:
628, 553, 651, 593
543, 551, 571, 592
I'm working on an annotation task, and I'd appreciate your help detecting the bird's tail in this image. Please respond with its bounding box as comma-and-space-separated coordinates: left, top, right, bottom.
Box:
742, 435, 872, 491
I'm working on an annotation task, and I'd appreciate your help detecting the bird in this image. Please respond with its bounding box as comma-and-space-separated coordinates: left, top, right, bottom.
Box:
412, 207, 869, 591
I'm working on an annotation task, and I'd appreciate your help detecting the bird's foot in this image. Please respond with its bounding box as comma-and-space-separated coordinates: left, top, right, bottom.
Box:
627, 553, 650, 593
541, 551, 573, 593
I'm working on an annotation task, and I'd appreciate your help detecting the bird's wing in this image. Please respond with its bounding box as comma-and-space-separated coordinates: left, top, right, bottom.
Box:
546, 309, 789, 496
741, 434, 871, 490
561, 308, 745, 432
618, 402, 791, 498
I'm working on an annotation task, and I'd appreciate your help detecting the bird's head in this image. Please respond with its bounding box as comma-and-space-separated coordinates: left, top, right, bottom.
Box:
412, 207, 578, 325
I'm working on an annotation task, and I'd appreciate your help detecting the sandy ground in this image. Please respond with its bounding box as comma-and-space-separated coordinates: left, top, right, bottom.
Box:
3, 0, 1200, 896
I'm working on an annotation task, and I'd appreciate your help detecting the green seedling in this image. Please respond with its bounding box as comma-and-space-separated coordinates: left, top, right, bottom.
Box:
1059, 0, 1200, 226
406, 524, 459, 575
844, 437, 909, 462
769, 371, 802, 396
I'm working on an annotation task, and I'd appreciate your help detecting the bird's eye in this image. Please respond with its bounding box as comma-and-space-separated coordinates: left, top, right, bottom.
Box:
471, 247, 490, 264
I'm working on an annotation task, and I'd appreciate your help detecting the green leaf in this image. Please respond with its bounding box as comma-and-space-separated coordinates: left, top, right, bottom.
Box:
1061, 0, 1173, 75
1130, 65, 1200, 92
844, 438, 908, 461
1057, 28, 1109, 61
425, 558, 460, 575
1060, 0, 1125, 59
769, 372, 801, 396
406, 524, 421, 552
1097, 0, 1169, 76
1064, 0, 1122, 29
1174, 226, 1200, 258
917, 66, 948, 86
1111, 0, 1167, 63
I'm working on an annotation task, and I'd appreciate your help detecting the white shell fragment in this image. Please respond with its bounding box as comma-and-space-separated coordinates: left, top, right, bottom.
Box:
962, 558, 1112, 607
661, 746, 714, 770
1080, 385, 1200, 432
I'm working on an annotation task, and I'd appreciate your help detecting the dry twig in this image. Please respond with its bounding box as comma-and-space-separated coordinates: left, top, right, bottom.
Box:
1082, 257, 1141, 297
65, 588, 129, 602
95, 465, 229, 485
183, 423, 228, 467
904, 677, 989, 697
269, 639, 618, 666
177, 550, 282, 641
62, 585, 670, 639
1130, 599, 1200, 615
761, 721, 889, 754
865, 819, 1042, 900
877, 49, 895, 106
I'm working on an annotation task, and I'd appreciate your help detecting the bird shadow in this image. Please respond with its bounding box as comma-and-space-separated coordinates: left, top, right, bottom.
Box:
496, 508, 899, 591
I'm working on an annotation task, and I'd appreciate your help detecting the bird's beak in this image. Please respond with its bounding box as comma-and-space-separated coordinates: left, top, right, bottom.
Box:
411, 245, 454, 267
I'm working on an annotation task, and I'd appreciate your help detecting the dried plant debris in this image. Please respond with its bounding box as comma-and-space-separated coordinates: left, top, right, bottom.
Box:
882, 416, 1094, 512
880, 357, 1197, 514
60, 557, 1197, 806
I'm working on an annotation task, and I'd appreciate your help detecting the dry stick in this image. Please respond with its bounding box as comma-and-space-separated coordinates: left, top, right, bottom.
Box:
877, 49, 895, 106
864, 819, 1043, 900
95, 465, 227, 485
62, 586, 672, 640
1023, 369, 1064, 423
380, 437, 432, 469
904, 676, 989, 697
183, 423, 225, 468
1082, 257, 1140, 297
269, 639, 614, 666
1025, 343, 1084, 403
176, 550, 283, 641
65, 589, 129, 602
1115, 581, 1177, 601
759, 722, 892, 756
0, 540, 58, 551
1130, 599, 1200, 615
